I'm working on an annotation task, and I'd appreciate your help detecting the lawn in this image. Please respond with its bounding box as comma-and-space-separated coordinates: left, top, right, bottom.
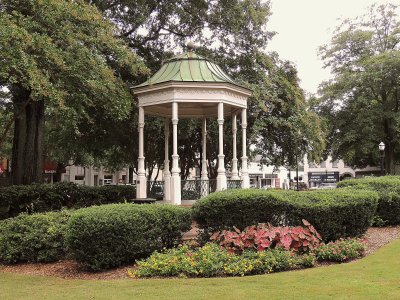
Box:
1, 239, 400, 300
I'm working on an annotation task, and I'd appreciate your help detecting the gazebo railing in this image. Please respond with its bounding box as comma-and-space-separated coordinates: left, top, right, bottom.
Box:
181, 179, 243, 200
147, 180, 164, 200
181, 179, 217, 200
147, 179, 242, 201
227, 180, 242, 189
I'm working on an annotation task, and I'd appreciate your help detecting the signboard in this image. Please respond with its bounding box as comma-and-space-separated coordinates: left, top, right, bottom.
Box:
43, 161, 57, 174
308, 172, 339, 183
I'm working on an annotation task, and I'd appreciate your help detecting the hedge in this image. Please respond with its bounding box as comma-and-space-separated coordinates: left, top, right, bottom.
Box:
65, 203, 192, 271
337, 176, 400, 225
0, 211, 70, 263
192, 188, 378, 242
0, 182, 136, 220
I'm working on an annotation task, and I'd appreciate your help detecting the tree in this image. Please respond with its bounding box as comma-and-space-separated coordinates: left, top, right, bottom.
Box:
0, 0, 148, 184
0, 89, 13, 162
316, 3, 400, 173
87, 0, 324, 174
238, 52, 325, 168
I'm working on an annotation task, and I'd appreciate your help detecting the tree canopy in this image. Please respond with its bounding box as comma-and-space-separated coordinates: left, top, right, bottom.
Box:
315, 3, 400, 173
88, 0, 324, 175
0, 0, 325, 183
0, 0, 148, 183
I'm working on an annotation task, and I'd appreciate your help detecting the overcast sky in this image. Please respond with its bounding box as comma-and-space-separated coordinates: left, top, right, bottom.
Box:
266, 0, 397, 95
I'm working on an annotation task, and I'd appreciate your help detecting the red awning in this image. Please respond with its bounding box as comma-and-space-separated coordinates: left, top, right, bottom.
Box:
43, 161, 57, 174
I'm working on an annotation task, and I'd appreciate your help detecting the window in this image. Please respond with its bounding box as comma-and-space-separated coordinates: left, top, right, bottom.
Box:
75, 175, 84, 180
332, 160, 339, 168
320, 161, 326, 168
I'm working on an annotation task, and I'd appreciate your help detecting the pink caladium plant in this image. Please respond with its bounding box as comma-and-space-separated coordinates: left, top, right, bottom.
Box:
210, 219, 322, 254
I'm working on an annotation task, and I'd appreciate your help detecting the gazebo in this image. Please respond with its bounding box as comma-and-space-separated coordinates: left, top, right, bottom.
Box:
132, 43, 252, 205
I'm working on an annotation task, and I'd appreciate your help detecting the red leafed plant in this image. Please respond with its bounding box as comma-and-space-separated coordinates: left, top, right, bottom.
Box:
210, 219, 322, 254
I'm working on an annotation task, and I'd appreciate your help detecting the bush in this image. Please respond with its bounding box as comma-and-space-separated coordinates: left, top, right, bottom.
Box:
192, 188, 378, 242
314, 238, 366, 262
129, 243, 315, 278
337, 176, 400, 225
0, 182, 136, 219
0, 211, 70, 263
65, 203, 191, 271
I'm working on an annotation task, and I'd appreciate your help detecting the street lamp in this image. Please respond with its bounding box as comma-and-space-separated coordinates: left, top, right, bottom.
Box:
379, 142, 385, 176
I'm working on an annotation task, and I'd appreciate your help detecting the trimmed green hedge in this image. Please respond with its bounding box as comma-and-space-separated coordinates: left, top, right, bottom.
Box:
0, 182, 136, 219
0, 211, 70, 263
192, 189, 378, 242
65, 204, 192, 271
337, 176, 400, 225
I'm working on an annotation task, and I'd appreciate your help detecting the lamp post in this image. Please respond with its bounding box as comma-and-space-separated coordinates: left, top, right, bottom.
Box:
379, 142, 385, 176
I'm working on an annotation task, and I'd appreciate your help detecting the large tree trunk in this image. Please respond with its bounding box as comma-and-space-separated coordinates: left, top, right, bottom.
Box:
11, 88, 45, 185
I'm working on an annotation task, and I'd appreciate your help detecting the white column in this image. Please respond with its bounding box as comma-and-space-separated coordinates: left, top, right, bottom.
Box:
170, 102, 181, 204
201, 118, 209, 180
241, 108, 250, 188
201, 118, 209, 197
216, 102, 227, 191
231, 114, 240, 180
163, 118, 171, 203
136, 106, 147, 198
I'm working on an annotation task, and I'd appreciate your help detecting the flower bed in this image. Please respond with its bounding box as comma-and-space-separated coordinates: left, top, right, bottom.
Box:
129, 243, 315, 278
315, 238, 366, 262
130, 221, 367, 279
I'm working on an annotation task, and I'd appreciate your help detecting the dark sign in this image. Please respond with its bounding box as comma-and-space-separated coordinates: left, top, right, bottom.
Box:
308, 172, 339, 183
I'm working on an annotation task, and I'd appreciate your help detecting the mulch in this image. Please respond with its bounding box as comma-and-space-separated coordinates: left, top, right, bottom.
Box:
1, 226, 399, 280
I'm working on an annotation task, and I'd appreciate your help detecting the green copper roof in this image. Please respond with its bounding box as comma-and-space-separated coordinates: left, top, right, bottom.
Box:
134, 51, 242, 88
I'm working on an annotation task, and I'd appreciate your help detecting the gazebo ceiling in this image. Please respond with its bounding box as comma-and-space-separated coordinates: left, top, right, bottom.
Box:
132, 44, 251, 118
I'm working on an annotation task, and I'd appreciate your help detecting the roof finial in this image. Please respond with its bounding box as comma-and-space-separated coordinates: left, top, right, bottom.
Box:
187, 41, 195, 52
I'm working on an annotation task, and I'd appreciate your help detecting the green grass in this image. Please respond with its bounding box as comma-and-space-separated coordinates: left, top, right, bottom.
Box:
1, 239, 400, 300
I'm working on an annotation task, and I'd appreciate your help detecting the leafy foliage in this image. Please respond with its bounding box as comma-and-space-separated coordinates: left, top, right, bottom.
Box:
0, 211, 70, 263
337, 176, 400, 225
85, 0, 325, 173
65, 203, 191, 271
0, 0, 148, 183
129, 243, 315, 278
192, 188, 379, 242
314, 238, 366, 262
315, 4, 400, 172
210, 220, 321, 254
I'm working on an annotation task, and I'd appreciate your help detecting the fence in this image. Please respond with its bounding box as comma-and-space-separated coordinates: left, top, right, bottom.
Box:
147, 179, 242, 201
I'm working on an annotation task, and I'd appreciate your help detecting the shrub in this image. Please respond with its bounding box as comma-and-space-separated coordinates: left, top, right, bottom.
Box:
129, 243, 315, 278
210, 220, 322, 254
0, 211, 70, 263
314, 238, 366, 262
0, 182, 136, 219
337, 176, 400, 225
65, 203, 191, 271
192, 188, 378, 242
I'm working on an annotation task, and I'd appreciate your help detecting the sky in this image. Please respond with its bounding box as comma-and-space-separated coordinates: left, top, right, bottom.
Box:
266, 0, 397, 95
